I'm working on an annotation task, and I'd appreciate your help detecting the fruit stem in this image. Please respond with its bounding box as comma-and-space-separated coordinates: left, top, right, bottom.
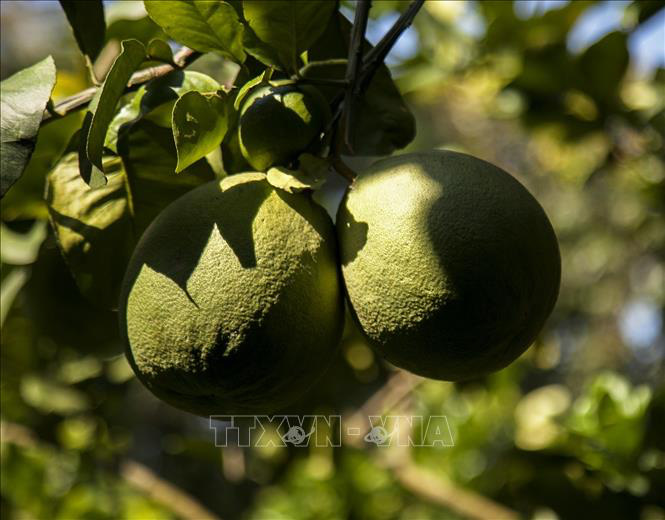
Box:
41, 47, 202, 126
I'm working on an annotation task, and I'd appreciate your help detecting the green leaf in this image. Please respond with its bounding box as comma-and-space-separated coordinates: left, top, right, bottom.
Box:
140, 70, 222, 127
106, 15, 166, 45
117, 120, 216, 232
47, 120, 215, 309
58, 0, 106, 62
241, 23, 287, 71
144, 0, 245, 62
298, 152, 331, 179
266, 154, 328, 193
105, 70, 222, 152
1, 111, 83, 221
79, 112, 106, 188
242, 0, 336, 72
47, 153, 132, 308
0, 56, 57, 198
146, 38, 174, 64
104, 91, 145, 153
233, 69, 268, 111
85, 39, 146, 177
173, 91, 231, 172
306, 13, 416, 155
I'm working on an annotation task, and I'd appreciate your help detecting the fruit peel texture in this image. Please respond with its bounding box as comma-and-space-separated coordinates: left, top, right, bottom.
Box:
337, 150, 561, 381
120, 172, 344, 415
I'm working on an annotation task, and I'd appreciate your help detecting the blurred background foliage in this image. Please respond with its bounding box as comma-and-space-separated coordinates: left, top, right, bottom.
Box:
1, 1, 664, 519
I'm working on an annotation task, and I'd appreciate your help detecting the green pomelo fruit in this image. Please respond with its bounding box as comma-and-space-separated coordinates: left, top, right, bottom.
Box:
238, 83, 329, 172
336, 150, 561, 381
119, 172, 344, 415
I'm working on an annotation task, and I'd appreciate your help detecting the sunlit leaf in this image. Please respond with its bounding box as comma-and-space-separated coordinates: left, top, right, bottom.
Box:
266, 155, 328, 193
1, 111, 83, 221
144, 0, 245, 62
106, 70, 222, 152
233, 69, 268, 111
146, 38, 174, 64
47, 121, 214, 309
46, 153, 133, 308
173, 90, 231, 172
0, 56, 57, 197
85, 39, 146, 178
106, 15, 166, 45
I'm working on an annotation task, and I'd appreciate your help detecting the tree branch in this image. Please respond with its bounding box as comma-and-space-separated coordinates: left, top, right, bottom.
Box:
359, 0, 424, 91
41, 47, 202, 125
342, 0, 371, 152
327, 0, 425, 179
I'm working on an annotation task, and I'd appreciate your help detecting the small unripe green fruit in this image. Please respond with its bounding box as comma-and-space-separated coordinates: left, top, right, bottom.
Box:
337, 150, 561, 381
238, 83, 329, 171
119, 173, 344, 415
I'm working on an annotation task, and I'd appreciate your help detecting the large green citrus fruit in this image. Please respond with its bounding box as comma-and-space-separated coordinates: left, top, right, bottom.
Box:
337, 150, 560, 381
238, 83, 329, 171
119, 172, 344, 415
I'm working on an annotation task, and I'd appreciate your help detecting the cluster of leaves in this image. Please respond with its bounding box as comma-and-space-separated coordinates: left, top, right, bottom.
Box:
1, 0, 416, 310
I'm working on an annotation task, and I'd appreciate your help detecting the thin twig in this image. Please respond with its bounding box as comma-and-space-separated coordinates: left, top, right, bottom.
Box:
342, 0, 371, 152
41, 47, 202, 125
359, 0, 424, 91
328, 0, 426, 177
